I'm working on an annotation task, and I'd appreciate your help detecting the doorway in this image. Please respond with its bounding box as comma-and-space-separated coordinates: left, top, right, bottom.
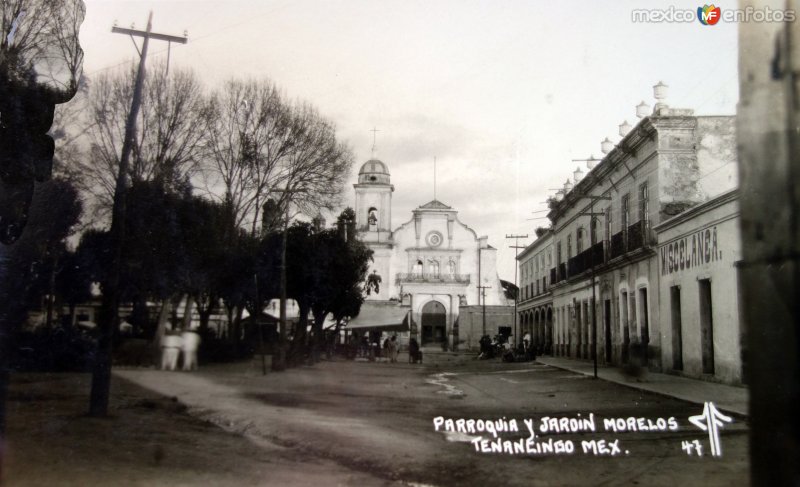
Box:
670, 286, 683, 371
621, 291, 629, 364
604, 299, 612, 364
699, 279, 715, 374
421, 301, 446, 346
639, 288, 650, 367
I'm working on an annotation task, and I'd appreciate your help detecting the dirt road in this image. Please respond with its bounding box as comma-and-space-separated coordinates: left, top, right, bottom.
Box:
118, 355, 749, 486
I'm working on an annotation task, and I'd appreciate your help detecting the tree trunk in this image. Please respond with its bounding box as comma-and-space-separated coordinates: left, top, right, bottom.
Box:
288, 300, 310, 366
232, 306, 244, 357
311, 309, 326, 364
197, 295, 215, 335
181, 294, 194, 330
68, 302, 76, 328
45, 252, 58, 331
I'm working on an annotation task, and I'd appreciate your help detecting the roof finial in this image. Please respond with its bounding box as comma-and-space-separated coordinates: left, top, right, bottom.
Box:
370, 126, 380, 158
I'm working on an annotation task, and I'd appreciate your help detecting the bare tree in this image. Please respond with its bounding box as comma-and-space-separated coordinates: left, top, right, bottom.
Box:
81, 64, 208, 212
1, 0, 84, 94
202, 79, 299, 235
275, 102, 353, 215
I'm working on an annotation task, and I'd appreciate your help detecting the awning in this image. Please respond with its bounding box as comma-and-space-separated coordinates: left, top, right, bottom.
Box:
346, 302, 411, 331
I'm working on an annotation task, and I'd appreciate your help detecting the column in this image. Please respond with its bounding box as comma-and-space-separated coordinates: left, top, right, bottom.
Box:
449, 294, 458, 351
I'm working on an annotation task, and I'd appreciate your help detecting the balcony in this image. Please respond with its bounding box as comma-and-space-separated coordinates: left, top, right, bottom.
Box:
566, 242, 606, 278
591, 241, 605, 266
610, 230, 627, 259
396, 273, 470, 284
608, 220, 654, 261
628, 220, 652, 250
567, 255, 580, 277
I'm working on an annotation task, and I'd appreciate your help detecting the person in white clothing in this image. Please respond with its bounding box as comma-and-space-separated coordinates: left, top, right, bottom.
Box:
181, 329, 201, 371
160, 330, 182, 371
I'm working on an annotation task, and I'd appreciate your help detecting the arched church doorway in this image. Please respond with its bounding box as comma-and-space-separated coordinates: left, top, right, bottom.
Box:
421, 301, 446, 346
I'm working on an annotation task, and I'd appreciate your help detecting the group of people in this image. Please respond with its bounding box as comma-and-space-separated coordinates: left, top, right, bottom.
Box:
160, 328, 201, 371
382, 335, 400, 362
345, 333, 423, 364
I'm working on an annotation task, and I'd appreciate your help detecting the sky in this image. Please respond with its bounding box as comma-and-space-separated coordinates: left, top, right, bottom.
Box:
75, 0, 740, 281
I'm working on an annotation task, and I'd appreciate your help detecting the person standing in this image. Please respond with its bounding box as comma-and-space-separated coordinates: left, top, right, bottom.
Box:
160, 330, 182, 371
181, 329, 201, 371
408, 337, 422, 363
388, 335, 399, 363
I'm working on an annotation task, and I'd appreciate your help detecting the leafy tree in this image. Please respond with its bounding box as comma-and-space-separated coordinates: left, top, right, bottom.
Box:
266, 213, 371, 365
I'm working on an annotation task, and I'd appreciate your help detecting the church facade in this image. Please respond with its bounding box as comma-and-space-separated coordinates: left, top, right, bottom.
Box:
352, 158, 511, 350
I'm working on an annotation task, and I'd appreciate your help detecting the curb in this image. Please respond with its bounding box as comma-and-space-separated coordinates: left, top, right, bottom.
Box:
537, 359, 749, 420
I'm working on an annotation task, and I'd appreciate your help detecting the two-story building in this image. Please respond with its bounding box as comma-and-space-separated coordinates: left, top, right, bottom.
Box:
545, 90, 737, 374
516, 229, 554, 354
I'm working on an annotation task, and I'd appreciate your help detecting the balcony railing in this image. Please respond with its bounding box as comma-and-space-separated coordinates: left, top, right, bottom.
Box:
610, 230, 627, 259
628, 220, 652, 250
608, 220, 654, 260
396, 273, 470, 284
565, 241, 606, 278
591, 241, 605, 266
567, 255, 580, 277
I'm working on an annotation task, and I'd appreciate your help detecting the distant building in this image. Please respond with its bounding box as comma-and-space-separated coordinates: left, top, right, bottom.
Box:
349, 158, 512, 350
516, 229, 554, 353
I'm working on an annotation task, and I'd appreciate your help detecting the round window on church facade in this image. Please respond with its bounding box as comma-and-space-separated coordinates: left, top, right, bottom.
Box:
426, 231, 443, 247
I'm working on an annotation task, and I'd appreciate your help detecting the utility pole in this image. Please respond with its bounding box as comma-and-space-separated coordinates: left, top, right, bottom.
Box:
477, 285, 491, 337
506, 234, 528, 348
90, 13, 187, 417
271, 187, 305, 371
254, 273, 266, 375
577, 193, 611, 379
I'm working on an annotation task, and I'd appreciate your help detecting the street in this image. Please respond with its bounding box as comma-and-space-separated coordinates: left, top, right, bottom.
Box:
117, 354, 749, 486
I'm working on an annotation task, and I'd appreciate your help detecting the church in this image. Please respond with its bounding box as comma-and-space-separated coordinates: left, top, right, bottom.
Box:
347, 157, 514, 351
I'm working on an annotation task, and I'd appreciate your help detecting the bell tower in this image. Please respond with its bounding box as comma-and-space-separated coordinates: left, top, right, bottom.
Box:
354, 158, 393, 243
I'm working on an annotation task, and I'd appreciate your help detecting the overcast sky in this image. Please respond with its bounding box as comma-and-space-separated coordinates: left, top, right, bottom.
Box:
77, 0, 739, 280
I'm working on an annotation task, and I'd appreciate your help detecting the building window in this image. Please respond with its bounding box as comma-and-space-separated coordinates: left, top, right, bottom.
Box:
576, 227, 584, 253
591, 218, 598, 246
639, 183, 649, 224
413, 260, 423, 276
368, 207, 378, 231
621, 194, 630, 231
557, 242, 562, 264
428, 259, 440, 278
567, 235, 572, 258
605, 207, 612, 240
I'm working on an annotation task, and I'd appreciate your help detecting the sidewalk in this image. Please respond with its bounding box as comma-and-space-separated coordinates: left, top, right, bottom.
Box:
536, 355, 749, 418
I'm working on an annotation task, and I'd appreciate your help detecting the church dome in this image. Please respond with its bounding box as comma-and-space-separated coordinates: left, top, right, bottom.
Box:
358, 159, 391, 184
